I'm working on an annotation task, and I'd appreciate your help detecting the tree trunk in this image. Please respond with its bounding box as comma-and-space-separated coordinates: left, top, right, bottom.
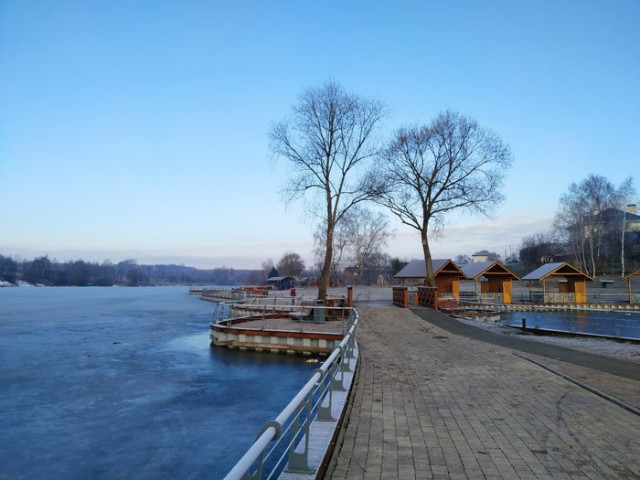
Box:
621, 210, 627, 277
318, 220, 334, 301
588, 232, 597, 277
421, 230, 435, 287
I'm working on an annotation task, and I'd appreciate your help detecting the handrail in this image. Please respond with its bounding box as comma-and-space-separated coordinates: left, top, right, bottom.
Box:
223, 310, 359, 480
212, 301, 352, 329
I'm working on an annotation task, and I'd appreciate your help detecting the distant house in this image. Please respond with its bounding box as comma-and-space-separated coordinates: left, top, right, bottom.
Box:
471, 250, 497, 263
394, 259, 467, 299
569, 205, 640, 237
266, 276, 296, 290
598, 205, 640, 231
566, 205, 640, 273
601, 206, 640, 253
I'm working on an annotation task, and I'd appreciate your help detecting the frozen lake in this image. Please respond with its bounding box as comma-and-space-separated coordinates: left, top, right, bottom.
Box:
502, 309, 640, 340
0, 287, 315, 479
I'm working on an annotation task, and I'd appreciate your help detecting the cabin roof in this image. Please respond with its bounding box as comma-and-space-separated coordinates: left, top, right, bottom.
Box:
621, 269, 640, 280
394, 259, 467, 279
461, 261, 520, 281
266, 276, 295, 282
599, 208, 640, 223
394, 259, 425, 278
522, 262, 594, 282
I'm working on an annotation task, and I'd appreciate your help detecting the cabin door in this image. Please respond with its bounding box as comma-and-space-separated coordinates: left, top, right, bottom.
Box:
502, 280, 512, 304
574, 281, 587, 304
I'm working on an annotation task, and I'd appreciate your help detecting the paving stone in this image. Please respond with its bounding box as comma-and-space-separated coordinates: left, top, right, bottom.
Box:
326, 306, 640, 479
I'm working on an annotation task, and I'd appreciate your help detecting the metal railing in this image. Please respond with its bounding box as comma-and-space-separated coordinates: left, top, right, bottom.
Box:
211, 299, 352, 327
223, 309, 359, 480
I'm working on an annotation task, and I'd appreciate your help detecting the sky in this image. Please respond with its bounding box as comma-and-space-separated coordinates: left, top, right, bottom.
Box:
1, 0, 638, 270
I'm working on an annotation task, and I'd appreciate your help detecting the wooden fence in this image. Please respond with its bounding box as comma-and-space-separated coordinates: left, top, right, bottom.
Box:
392, 286, 439, 310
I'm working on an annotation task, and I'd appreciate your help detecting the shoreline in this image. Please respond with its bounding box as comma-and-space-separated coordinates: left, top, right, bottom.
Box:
256, 286, 640, 364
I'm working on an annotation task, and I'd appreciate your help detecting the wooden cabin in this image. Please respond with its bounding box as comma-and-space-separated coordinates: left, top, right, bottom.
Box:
522, 262, 593, 304
394, 259, 467, 299
460, 261, 520, 304
622, 270, 640, 304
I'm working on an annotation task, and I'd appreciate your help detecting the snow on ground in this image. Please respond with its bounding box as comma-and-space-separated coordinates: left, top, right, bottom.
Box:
455, 315, 640, 364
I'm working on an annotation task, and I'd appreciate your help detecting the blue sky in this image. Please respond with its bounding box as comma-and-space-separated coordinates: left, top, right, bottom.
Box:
1, 1, 638, 269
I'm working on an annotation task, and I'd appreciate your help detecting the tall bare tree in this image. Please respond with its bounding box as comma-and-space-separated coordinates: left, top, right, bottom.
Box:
313, 206, 391, 285
555, 175, 635, 276
270, 81, 386, 300
376, 111, 513, 286
614, 180, 635, 276
342, 206, 390, 285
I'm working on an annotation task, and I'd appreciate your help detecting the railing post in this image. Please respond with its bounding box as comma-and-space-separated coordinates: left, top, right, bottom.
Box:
285, 395, 315, 474
330, 346, 346, 391
340, 351, 352, 373
315, 368, 335, 422
344, 332, 355, 360
314, 300, 325, 322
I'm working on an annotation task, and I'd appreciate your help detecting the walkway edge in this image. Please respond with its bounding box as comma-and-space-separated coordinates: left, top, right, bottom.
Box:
321, 347, 363, 480
278, 343, 360, 480
515, 353, 640, 417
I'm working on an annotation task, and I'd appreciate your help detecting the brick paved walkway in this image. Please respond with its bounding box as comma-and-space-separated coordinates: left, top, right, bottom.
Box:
326, 306, 640, 479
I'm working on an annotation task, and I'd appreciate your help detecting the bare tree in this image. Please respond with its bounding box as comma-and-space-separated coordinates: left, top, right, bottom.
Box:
270, 81, 386, 299
342, 206, 391, 285
261, 259, 274, 282
375, 111, 513, 286
614, 179, 636, 276
484, 251, 502, 262
519, 231, 564, 271
313, 222, 349, 286
276, 252, 305, 277
554, 175, 635, 276
455, 254, 470, 265
314, 206, 391, 285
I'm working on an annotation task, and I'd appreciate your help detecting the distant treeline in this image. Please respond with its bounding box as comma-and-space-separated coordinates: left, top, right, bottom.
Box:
0, 254, 264, 286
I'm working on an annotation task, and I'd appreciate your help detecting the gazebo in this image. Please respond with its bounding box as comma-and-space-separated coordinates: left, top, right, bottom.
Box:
621, 270, 640, 304
522, 262, 594, 304
460, 261, 520, 304
394, 259, 467, 299
266, 276, 296, 290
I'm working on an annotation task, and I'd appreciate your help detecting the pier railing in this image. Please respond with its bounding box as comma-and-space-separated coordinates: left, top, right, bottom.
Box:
223, 309, 359, 480
392, 286, 440, 309
211, 297, 351, 326
442, 297, 640, 314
